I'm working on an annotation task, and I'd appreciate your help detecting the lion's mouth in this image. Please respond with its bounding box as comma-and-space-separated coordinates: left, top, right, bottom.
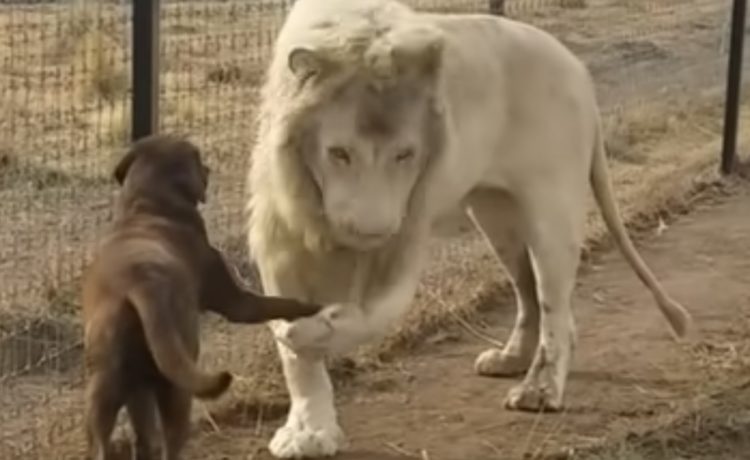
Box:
333, 225, 395, 250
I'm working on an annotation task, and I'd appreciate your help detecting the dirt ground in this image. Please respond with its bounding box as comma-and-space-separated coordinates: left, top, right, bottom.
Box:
174, 176, 750, 460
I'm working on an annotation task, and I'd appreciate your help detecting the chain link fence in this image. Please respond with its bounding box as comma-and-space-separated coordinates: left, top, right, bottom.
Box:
0, 0, 742, 458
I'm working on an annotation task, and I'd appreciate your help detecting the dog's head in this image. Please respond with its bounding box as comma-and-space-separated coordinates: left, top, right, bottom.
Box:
114, 134, 211, 204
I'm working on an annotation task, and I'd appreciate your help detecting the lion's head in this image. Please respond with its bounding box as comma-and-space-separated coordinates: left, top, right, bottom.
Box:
250, 3, 446, 253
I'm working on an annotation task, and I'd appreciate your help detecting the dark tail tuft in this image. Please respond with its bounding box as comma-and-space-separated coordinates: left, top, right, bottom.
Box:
194, 371, 234, 400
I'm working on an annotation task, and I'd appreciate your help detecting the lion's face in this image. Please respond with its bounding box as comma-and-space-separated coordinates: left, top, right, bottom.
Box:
301, 80, 434, 250
281, 22, 446, 250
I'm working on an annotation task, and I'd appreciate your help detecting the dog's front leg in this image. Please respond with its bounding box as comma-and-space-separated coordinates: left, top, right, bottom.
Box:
202, 247, 323, 324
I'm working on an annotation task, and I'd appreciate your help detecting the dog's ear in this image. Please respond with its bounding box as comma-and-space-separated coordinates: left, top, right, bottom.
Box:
112, 146, 140, 186
175, 141, 209, 204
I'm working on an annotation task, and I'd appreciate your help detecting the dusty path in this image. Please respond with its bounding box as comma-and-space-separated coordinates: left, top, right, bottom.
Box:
185, 180, 750, 460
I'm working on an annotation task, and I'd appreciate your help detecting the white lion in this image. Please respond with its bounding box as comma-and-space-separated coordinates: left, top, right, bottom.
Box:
246, 0, 692, 457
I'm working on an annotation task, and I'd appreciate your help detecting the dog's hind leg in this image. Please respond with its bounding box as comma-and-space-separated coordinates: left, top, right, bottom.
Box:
85, 371, 123, 460
127, 389, 159, 460
156, 383, 192, 460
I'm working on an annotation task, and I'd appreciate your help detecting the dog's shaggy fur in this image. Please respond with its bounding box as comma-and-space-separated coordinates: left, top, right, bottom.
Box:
246, 0, 692, 457
82, 134, 321, 460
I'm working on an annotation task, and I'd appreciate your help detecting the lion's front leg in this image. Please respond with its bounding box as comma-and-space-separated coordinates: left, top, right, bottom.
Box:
266, 276, 420, 459
259, 232, 427, 458
253, 261, 345, 458
267, 339, 345, 459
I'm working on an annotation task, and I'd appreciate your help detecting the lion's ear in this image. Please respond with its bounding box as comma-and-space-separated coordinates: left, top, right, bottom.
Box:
388, 25, 445, 83
288, 47, 329, 84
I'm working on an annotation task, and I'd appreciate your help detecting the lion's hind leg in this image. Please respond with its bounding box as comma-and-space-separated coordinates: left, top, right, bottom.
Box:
466, 187, 541, 377
503, 183, 588, 412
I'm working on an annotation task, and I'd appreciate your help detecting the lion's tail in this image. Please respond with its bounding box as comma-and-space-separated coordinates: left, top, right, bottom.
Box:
589, 115, 692, 340
127, 271, 232, 399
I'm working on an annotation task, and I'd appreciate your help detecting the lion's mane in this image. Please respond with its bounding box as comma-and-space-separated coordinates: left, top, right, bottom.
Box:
246, 0, 446, 261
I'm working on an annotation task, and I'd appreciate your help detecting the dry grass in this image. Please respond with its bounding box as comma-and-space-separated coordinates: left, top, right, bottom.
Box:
561, 0, 589, 9
571, 378, 750, 460
48, 2, 128, 103
71, 29, 128, 103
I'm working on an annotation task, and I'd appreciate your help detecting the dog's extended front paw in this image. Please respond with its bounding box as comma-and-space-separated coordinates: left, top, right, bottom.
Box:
268, 421, 345, 459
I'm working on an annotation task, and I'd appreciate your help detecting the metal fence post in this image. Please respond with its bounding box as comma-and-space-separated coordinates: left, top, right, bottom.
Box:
132, 0, 160, 141
720, 0, 747, 175
489, 0, 505, 16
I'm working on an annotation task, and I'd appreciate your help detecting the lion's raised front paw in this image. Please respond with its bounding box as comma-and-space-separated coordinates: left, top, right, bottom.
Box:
268, 421, 345, 459
504, 380, 563, 413
274, 309, 335, 356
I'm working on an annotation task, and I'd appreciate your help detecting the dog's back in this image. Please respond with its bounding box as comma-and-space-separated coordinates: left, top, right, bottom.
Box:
83, 212, 232, 388
82, 233, 167, 385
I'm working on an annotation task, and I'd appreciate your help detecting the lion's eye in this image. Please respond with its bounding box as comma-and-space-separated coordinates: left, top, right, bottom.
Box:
327, 147, 351, 165
395, 148, 415, 163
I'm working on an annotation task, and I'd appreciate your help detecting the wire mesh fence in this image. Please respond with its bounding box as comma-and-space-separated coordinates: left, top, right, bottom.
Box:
0, 0, 743, 458
1, 0, 130, 457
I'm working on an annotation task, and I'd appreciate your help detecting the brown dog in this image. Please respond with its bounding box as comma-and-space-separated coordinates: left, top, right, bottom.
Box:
81, 134, 321, 460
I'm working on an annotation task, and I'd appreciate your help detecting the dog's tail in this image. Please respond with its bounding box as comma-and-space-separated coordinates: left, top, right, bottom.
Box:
127, 272, 233, 399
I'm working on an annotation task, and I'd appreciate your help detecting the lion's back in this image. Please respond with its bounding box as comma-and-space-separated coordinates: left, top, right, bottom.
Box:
423, 13, 599, 195
428, 13, 593, 114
